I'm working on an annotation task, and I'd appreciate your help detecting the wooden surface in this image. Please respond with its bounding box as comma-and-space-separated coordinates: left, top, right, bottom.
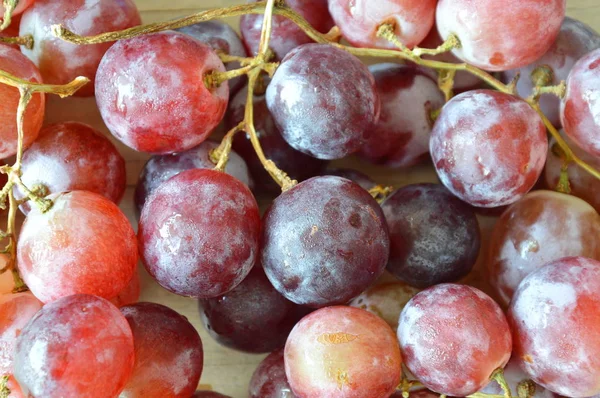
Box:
43, 1, 600, 397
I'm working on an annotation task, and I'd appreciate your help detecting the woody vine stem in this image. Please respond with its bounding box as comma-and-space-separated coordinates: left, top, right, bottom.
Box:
0, 0, 593, 395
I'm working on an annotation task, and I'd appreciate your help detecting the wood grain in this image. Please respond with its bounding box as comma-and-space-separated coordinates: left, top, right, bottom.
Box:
42, 1, 600, 396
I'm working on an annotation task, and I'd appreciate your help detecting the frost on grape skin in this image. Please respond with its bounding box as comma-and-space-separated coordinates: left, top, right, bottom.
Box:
360, 64, 445, 168
139, 169, 260, 298
249, 349, 296, 398
430, 90, 547, 207
436, 0, 566, 71
488, 190, 600, 306
13, 295, 135, 398
509, 257, 600, 397
261, 176, 390, 308
17, 191, 138, 303
96, 31, 229, 154
19, 0, 141, 97
398, 284, 512, 396
561, 47, 600, 157
266, 44, 380, 160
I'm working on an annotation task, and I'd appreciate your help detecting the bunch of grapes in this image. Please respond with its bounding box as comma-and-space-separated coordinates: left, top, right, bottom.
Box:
1, 0, 600, 397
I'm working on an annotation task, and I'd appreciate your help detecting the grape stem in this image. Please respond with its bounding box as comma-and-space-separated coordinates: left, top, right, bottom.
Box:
0, 375, 10, 398
0, 34, 34, 49
0, 0, 18, 31
368, 185, 394, 204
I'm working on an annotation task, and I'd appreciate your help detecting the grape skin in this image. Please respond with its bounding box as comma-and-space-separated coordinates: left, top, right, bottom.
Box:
96, 31, 229, 154
320, 169, 375, 191
109, 268, 141, 308
509, 257, 600, 397
139, 169, 260, 298
266, 44, 380, 160
261, 176, 390, 307
430, 89, 547, 207
249, 349, 296, 398
13, 294, 135, 398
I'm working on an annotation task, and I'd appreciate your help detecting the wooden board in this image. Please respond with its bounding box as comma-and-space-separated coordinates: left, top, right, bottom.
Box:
43, 1, 600, 396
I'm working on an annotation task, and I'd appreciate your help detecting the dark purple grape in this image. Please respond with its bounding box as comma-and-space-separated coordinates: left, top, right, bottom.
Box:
176, 20, 247, 95
266, 44, 380, 160
249, 349, 296, 398
320, 168, 376, 191
261, 176, 390, 307
134, 140, 252, 215
228, 86, 328, 194
381, 183, 480, 288
198, 266, 308, 353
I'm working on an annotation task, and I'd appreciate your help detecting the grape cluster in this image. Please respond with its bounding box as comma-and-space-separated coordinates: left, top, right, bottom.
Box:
1, 0, 600, 397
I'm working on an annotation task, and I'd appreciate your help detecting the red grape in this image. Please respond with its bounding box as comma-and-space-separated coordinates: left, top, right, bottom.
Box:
18, 122, 126, 214
120, 303, 204, 398
240, 0, 333, 60
19, 0, 141, 97
509, 256, 600, 397
359, 64, 445, 168
561, 47, 600, 157
430, 90, 547, 207
349, 282, 420, 330
436, 0, 566, 71
0, 0, 33, 16
199, 266, 308, 353
480, 358, 555, 398
13, 294, 135, 398
285, 306, 401, 398
398, 284, 512, 396
228, 85, 328, 194
381, 183, 480, 288
0, 45, 44, 159
504, 17, 600, 127
488, 190, 600, 306
328, 0, 436, 49
545, 133, 600, 213
96, 31, 228, 154
177, 20, 247, 95
17, 191, 138, 303
109, 268, 140, 308
0, 292, 42, 376
320, 168, 375, 191
266, 44, 380, 160
249, 349, 296, 398
139, 169, 260, 298
193, 392, 231, 398
134, 140, 252, 214
261, 176, 390, 307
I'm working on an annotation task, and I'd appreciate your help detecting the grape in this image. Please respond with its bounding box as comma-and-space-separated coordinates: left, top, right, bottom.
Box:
266, 44, 380, 160
359, 64, 445, 168
193, 392, 231, 398
261, 176, 390, 307
19, 0, 141, 97
109, 268, 140, 308
509, 257, 600, 397
0, 0, 33, 16
199, 266, 308, 353
504, 17, 600, 127
0, 255, 14, 295
120, 303, 204, 398
96, 31, 228, 154
545, 133, 600, 213
177, 20, 247, 95
249, 349, 296, 398
139, 169, 260, 298
381, 183, 481, 288
285, 306, 402, 398
134, 140, 252, 214
0, 45, 44, 159
17, 122, 126, 214
228, 85, 328, 194
320, 168, 375, 191
13, 294, 135, 398
479, 358, 555, 398
17, 191, 138, 303
240, 0, 333, 60
0, 292, 42, 376
349, 282, 420, 330
488, 190, 600, 306
328, 0, 436, 49
398, 284, 512, 396
436, 0, 566, 71
561, 47, 600, 157
430, 89, 547, 207
0, 15, 22, 50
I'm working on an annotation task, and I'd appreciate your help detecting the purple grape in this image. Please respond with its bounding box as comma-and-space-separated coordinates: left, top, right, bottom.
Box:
261, 176, 390, 307
320, 168, 376, 191
249, 349, 296, 398
381, 183, 480, 288
266, 44, 380, 159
